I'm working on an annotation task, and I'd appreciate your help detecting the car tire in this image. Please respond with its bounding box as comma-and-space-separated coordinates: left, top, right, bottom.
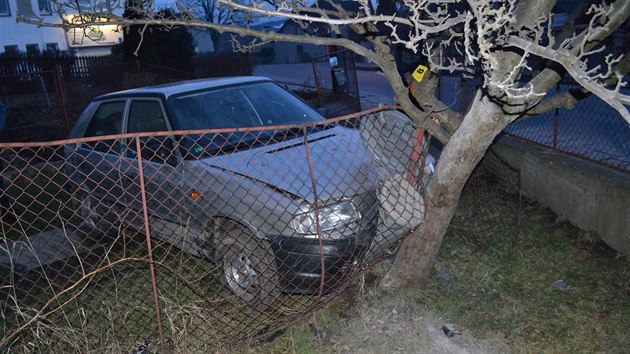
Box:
217, 227, 280, 311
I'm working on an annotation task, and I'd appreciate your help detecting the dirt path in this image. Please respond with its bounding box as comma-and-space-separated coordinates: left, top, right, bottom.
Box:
294, 264, 512, 354
321, 299, 510, 353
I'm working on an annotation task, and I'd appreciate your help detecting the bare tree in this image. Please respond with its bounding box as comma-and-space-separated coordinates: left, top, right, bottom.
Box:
18, 0, 630, 290
180, 0, 238, 51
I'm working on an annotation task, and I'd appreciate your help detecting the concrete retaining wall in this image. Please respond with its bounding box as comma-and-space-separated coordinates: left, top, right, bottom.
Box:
492, 135, 630, 255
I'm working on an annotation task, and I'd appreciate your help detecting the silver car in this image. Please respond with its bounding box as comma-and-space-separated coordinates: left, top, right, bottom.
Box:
65, 77, 426, 310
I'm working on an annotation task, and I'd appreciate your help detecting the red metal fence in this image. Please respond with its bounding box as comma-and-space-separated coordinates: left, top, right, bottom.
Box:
0, 108, 433, 352
438, 75, 630, 172
0, 53, 253, 143
0, 62, 196, 143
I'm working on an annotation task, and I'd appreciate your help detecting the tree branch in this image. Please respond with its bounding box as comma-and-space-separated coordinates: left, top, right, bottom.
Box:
216, 0, 468, 33
406, 71, 464, 133
523, 52, 630, 117
363, 34, 451, 143
508, 35, 630, 124
523, 0, 630, 117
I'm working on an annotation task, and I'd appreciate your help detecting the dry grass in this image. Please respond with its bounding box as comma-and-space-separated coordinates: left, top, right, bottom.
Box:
252, 199, 629, 353
418, 200, 629, 352
1, 160, 627, 353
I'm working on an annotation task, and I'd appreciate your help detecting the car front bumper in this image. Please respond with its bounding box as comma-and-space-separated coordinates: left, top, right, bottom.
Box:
270, 233, 372, 294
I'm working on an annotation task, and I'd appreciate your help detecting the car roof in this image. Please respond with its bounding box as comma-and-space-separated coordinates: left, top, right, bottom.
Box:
93, 76, 273, 100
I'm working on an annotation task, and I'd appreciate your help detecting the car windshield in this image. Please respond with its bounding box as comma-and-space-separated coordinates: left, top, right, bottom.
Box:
168, 81, 330, 158
168, 81, 324, 130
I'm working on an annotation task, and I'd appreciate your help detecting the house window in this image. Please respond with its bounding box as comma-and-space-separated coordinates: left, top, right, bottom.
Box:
26, 44, 39, 56
0, 0, 10, 16
3, 45, 19, 55
16, 0, 36, 17
45, 43, 59, 52
78, 0, 107, 12
38, 0, 52, 15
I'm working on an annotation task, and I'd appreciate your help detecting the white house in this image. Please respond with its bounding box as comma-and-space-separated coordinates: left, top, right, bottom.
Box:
0, 0, 122, 56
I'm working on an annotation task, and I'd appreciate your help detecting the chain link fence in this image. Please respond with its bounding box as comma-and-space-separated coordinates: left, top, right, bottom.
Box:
449, 149, 522, 252
438, 75, 630, 172
0, 108, 436, 352
503, 82, 630, 171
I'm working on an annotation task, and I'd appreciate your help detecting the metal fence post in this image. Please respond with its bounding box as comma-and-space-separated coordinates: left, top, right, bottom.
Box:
134, 136, 165, 348
302, 127, 326, 299
406, 128, 425, 185
460, 76, 465, 114
53, 67, 70, 136
553, 82, 560, 148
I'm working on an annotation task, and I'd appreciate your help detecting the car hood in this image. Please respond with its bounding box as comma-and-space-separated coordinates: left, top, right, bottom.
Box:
191, 126, 385, 204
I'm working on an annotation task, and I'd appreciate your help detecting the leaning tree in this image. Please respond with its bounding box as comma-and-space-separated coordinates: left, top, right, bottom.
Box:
19, 0, 630, 290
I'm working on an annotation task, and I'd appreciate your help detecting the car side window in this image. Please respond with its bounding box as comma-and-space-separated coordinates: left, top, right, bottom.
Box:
83, 100, 125, 154
127, 100, 168, 133
126, 100, 176, 164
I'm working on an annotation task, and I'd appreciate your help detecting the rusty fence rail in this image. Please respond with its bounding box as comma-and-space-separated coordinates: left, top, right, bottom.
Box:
438, 75, 630, 172
0, 109, 433, 352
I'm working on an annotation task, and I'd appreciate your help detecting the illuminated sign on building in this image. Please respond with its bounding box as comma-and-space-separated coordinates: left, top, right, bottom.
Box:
66, 15, 122, 48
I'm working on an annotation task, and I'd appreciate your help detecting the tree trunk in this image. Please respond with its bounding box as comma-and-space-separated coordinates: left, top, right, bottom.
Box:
379, 0, 555, 290
380, 91, 514, 290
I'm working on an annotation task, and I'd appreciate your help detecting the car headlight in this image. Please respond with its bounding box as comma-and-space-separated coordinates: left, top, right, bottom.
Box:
291, 201, 360, 235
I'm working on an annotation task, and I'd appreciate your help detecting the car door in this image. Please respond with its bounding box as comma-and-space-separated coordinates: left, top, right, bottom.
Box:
118, 98, 186, 237
75, 99, 127, 210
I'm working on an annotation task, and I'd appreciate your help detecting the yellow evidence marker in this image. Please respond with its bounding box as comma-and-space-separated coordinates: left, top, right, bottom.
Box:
412, 64, 428, 82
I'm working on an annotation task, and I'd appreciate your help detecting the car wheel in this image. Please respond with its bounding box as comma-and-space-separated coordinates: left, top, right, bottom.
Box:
218, 228, 280, 311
